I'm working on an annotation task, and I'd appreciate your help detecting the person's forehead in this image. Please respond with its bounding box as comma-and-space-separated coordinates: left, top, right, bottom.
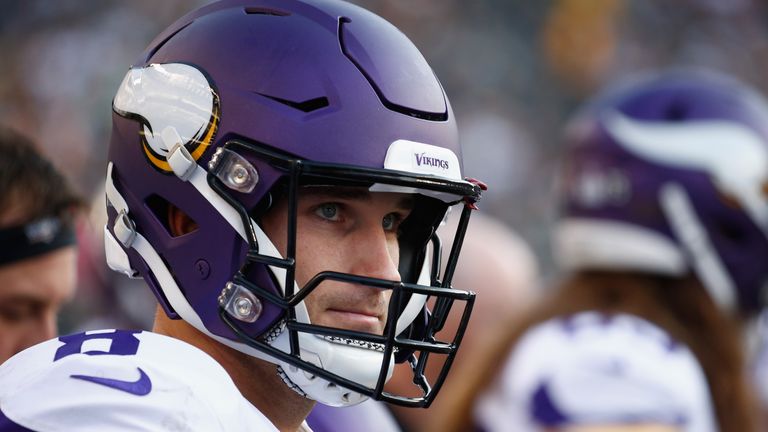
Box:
299, 185, 415, 207
0, 248, 77, 301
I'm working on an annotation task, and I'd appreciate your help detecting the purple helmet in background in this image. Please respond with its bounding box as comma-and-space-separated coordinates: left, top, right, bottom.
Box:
555, 68, 768, 315
104, 0, 483, 407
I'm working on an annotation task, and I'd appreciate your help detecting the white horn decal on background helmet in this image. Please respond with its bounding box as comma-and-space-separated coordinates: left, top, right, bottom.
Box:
604, 110, 768, 233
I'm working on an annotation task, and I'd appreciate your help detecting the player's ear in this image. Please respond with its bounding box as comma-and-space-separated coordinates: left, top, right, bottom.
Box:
167, 204, 198, 237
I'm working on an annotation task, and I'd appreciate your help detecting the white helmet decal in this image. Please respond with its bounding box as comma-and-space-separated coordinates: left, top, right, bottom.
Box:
605, 110, 768, 233
113, 63, 219, 172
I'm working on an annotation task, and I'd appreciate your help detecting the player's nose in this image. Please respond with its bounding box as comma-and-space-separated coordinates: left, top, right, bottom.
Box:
349, 224, 401, 283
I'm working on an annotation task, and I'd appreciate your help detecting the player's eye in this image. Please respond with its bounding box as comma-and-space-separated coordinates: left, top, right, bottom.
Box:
382, 212, 403, 233
0, 309, 21, 323
0, 304, 33, 324
315, 203, 340, 221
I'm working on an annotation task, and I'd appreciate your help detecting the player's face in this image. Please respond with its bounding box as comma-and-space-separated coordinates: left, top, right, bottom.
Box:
0, 246, 77, 364
261, 186, 413, 335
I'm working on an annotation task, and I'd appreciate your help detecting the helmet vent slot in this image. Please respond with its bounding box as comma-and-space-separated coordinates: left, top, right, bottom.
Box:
257, 93, 329, 113
244, 7, 290, 17
338, 17, 448, 122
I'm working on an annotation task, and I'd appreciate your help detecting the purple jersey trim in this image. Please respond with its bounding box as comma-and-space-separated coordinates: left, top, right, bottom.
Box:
531, 381, 570, 426
0, 407, 34, 432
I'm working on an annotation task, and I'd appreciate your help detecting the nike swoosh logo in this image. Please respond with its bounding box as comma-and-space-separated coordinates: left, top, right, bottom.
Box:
70, 367, 152, 396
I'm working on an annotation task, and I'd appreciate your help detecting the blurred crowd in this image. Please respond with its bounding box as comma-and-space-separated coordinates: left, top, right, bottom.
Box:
1, 0, 767, 336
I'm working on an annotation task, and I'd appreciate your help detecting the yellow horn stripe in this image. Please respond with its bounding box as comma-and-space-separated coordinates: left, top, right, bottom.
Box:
143, 143, 172, 172
143, 104, 219, 173
191, 108, 219, 160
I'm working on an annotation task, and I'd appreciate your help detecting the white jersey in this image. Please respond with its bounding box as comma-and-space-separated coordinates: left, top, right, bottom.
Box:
0, 329, 292, 432
474, 312, 717, 432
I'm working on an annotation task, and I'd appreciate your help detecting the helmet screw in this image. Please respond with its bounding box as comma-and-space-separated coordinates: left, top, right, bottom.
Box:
195, 259, 211, 280
231, 164, 249, 185
219, 282, 262, 322
235, 297, 253, 317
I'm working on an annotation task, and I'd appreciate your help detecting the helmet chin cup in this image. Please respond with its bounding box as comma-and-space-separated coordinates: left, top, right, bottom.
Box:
271, 328, 392, 407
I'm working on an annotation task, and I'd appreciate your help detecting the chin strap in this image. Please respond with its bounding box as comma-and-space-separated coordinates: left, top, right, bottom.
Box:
276, 365, 310, 398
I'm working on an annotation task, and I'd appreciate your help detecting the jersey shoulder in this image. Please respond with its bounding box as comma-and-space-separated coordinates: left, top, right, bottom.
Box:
475, 312, 716, 432
0, 329, 276, 432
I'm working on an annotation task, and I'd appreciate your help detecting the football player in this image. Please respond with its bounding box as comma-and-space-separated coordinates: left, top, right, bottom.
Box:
434, 69, 768, 432
0, 127, 81, 365
0, 1, 484, 431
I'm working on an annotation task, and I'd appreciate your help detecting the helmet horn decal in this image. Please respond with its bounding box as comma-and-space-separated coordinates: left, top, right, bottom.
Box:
605, 110, 768, 232
113, 63, 220, 173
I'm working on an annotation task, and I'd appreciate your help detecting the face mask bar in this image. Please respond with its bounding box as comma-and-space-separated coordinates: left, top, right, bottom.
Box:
220, 272, 475, 406
209, 139, 483, 406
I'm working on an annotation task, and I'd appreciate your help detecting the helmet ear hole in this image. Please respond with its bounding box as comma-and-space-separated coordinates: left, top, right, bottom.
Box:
145, 194, 198, 238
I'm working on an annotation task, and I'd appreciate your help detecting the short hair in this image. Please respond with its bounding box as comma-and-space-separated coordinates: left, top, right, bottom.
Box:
0, 127, 83, 227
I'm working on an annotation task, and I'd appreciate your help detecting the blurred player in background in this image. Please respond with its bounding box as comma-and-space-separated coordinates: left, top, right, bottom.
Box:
0, 1, 485, 431
0, 127, 82, 365
433, 69, 768, 432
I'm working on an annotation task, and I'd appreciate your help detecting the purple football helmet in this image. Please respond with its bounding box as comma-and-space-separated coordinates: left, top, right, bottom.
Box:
103, 0, 483, 407
555, 68, 768, 315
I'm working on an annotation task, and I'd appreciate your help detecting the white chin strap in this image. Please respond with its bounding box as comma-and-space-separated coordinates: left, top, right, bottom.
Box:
104, 158, 429, 406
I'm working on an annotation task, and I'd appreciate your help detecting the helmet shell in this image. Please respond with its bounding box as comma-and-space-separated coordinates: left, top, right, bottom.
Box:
557, 69, 768, 314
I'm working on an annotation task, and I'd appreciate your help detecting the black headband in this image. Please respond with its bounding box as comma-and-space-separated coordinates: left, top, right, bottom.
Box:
0, 217, 77, 266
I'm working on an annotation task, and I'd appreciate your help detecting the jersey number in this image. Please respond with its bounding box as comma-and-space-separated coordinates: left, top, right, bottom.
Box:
54, 330, 142, 361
